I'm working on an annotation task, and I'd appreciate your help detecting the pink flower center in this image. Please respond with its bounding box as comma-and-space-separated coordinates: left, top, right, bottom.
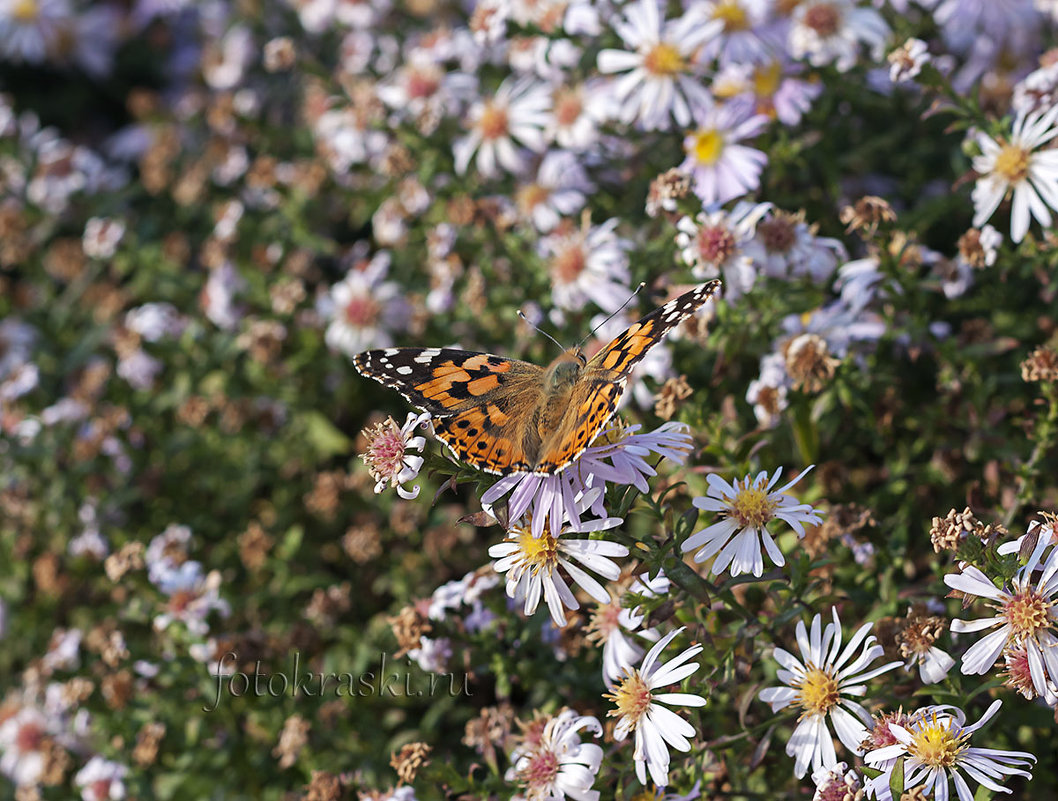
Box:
15, 722, 43, 753
344, 294, 380, 328
551, 242, 587, 285
696, 224, 737, 264
362, 420, 408, 484
803, 3, 841, 36
92, 779, 113, 800
405, 68, 441, 100
522, 749, 560, 788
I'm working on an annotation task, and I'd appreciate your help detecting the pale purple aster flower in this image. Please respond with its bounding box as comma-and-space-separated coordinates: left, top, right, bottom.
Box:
481, 422, 693, 538
680, 101, 769, 205
597, 0, 722, 131
0, 0, 69, 65
682, 466, 823, 577
933, 0, 1039, 53
742, 207, 846, 282
713, 60, 823, 127
408, 636, 452, 673
153, 561, 230, 636
697, 0, 783, 67
453, 77, 552, 178
516, 149, 594, 232
759, 608, 903, 778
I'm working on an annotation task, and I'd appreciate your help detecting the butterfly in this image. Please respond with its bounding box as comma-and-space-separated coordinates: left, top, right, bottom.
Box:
353, 280, 720, 476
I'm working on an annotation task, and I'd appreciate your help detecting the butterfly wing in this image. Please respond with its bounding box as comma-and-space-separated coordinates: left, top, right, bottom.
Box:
532, 280, 721, 474
354, 347, 545, 474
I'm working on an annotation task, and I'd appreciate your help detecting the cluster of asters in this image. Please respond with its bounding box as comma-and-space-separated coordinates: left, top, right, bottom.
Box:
363, 401, 1056, 798
0, 523, 233, 795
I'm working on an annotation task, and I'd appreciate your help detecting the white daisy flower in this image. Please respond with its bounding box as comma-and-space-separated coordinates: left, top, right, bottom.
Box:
597, 0, 722, 131
453, 77, 552, 178
506, 708, 604, 801
746, 352, 790, 429
864, 700, 1035, 801
323, 252, 411, 356
788, 0, 890, 73
75, 756, 128, 801
675, 201, 771, 298
587, 571, 669, 689
970, 104, 1058, 243
680, 101, 769, 206
758, 608, 903, 778
606, 626, 707, 788
887, 37, 930, 84
546, 80, 612, 152
489, 506, 628, 627
682, 466, 823, 578
811, 761, 863, 801
153, 561, 230, 637
0, 705, 49, 786
943, 548, 1058, 700
541, 217, 632, 313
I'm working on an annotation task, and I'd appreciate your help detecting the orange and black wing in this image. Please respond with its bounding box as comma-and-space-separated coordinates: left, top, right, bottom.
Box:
532, 280, 721, 474
354, 347, 545, 474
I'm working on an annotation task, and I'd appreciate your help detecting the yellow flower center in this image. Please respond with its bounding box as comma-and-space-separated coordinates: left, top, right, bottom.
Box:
753, 61, 783, 97
689, 128, 725, 165
993, 143, 1031, 183
517, 527, 560, 574
606, 670, 653, 729
907, 714, 969, 768
1003, 588, 1053, 639
794, 665, 840, 718
643, 42, 684, 76
713, 0, 749, 31
729, 484, 774, 528
12, 0, 38, 22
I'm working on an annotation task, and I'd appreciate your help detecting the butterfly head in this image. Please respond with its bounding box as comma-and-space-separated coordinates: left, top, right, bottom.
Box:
545, 348, 587, 391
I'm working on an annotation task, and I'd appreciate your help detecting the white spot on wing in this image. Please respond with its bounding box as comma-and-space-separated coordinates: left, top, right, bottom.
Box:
396, 365, 413, 375
414, 348, 441, 363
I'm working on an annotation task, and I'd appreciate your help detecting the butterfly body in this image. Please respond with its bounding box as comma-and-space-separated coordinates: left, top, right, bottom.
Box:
354, 280, 720, 476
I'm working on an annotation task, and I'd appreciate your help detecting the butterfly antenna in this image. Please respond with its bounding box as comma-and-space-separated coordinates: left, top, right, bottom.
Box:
517, 309, 567, 353
576, 282, 646, 350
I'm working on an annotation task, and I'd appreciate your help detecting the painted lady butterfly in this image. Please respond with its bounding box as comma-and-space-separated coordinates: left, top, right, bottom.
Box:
354, 280, 720, 476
